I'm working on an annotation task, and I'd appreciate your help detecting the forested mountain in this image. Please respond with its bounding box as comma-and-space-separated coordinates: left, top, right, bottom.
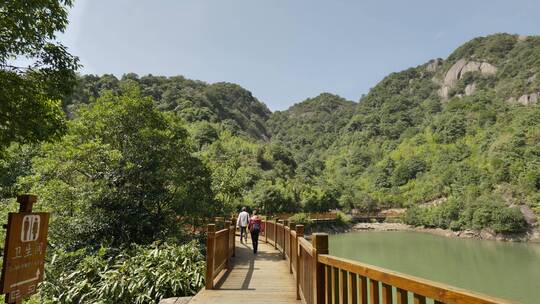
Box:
267, 93, 356, 178
65, 74, 272, 140
51, 33, 540, 234
326, 33, 540, 231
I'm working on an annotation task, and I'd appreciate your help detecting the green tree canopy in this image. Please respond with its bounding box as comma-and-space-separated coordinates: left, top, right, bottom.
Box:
23, 90, 214, 250
0, 0, 79, 150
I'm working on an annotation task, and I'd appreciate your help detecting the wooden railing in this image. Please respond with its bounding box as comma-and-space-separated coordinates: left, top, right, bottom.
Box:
205, 219, 235, 290
261, 218, 516, 304
205, 217, 516, 304
273, 212, 338, 221
316, 253, 518, 304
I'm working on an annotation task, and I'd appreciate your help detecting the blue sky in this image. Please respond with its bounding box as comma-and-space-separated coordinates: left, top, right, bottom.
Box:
60, 0, 540, 111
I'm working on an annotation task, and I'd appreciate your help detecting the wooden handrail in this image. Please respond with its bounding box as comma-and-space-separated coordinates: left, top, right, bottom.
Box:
205, 216, 517, 304
273, 212, 338, 221
262, 218, 517, 304
205, 223, 235, 290
317, 254, 517, 304
298, 236, 313, 253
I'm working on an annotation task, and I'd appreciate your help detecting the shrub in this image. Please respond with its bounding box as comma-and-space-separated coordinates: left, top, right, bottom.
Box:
491, 207, 527, 233
288, 213, 313, 227
40, 241, 205, 304
335, 210, 352, 225
403, 207, 427, 226
390, 157, 427, 186
472, 206, 493, 230
431, 112, 467, 144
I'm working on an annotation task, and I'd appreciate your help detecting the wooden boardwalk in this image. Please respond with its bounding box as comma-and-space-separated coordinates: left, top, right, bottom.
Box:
191, 236, 300, 304
194, 220, 516, 304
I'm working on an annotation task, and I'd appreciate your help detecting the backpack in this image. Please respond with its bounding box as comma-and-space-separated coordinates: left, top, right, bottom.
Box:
252, 221, 260, 232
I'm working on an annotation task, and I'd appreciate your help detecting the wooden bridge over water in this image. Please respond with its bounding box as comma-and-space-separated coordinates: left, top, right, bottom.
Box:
191, 219, 517, 304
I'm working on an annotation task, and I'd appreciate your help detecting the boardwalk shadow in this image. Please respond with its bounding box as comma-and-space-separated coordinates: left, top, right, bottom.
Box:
214, 239, 284, 290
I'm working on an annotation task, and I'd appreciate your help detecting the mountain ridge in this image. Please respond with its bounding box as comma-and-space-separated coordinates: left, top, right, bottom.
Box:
62, 32, 540, 232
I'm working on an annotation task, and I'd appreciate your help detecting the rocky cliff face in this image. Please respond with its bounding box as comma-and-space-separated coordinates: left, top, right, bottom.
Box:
508, 92, 539, 105
430, 34, 540, 104
437, 59, 497, 99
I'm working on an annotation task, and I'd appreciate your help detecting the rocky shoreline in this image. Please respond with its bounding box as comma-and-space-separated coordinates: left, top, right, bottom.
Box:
351, 222, 540, 243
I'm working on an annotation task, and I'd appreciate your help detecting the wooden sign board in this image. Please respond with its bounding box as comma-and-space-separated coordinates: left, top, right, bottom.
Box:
0, 212, 49, 303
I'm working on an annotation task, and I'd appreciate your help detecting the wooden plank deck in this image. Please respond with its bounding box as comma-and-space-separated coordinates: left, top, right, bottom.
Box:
190, 236, 300, 304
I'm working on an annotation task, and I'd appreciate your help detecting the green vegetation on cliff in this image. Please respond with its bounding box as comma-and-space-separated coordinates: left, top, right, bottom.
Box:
65, 74, 271, 140
324, 34, 539, 232
267, 93, 356, 178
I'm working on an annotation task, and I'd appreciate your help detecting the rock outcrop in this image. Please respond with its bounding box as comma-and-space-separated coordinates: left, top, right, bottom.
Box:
508, 92, 539, 105
426, 58, 443, 73
465, 83, 476, 96
438, 59, 497, 99
518, 92, 539, 105
479, 62, 497, 75
520, 205, 538, 227
460, 61, 482, 75
419, 197, 447, 208
442, 59, 467, 88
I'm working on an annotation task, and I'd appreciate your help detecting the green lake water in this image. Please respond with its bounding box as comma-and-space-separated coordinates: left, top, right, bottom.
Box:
329, 231, 540, 304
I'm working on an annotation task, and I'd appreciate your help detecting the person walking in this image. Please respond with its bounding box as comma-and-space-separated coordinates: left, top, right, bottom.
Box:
248, 210, 264, 254
236, 207, 249, 243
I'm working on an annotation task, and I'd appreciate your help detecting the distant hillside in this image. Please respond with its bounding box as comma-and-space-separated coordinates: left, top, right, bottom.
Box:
267, 93, 356, 177
326, 33, 539, 232
60, 33, 540, 233
64, 74, 272, 140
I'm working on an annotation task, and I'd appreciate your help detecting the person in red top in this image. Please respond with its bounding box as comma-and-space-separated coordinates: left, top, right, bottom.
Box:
248, 210, 264, 254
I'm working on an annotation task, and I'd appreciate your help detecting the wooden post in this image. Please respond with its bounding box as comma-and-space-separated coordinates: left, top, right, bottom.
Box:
230, 218, 236, 257
17, 194, 36, 212
205, 224, 216, 290
214, 217, 223, 229
282, 220, 288, 259
312, 233, 329, 304
295, 225, 304, 300
264, 217, 268, 243
289, 222, 295, 273
224, 220, 230, 270
273, 219, 278, 249
277, 219, 282, 251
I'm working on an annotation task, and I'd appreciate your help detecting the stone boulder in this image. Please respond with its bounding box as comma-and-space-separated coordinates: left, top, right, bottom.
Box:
480, 229, 496, 240
438, 59, 497, 99
426, 58, 443, 73
479, 62, 497, 75
437, 86, 450, 100
461, 61, 482, 75
520, 205, 538, 226
517, 92, 539, 105
443, 59, 467, 87
465, 83, 476, 96
459, 229, 478, 238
